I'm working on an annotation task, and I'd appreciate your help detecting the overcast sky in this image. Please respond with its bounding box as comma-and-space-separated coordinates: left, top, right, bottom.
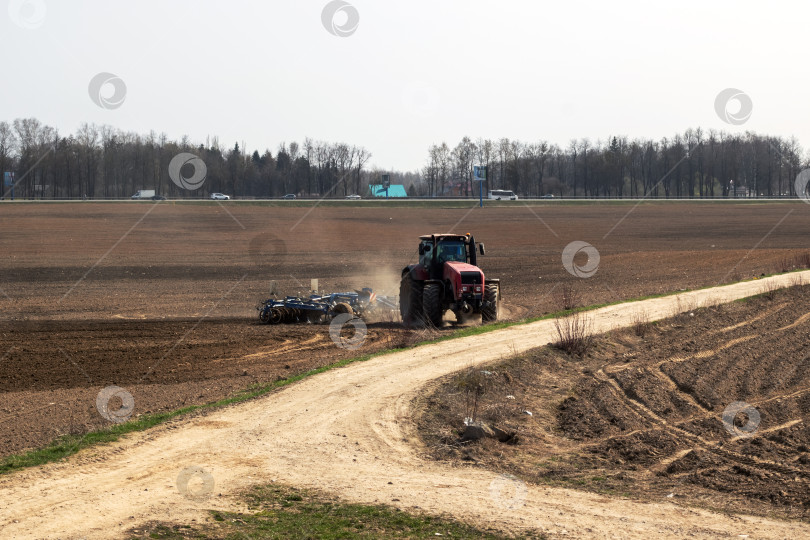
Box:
2, 0, 808, 171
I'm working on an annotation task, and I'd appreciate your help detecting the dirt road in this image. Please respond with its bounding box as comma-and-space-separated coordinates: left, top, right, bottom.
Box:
2, 273, 809, 539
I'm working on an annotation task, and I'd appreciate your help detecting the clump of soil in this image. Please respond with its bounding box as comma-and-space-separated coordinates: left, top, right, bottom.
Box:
416, 284, 810, 520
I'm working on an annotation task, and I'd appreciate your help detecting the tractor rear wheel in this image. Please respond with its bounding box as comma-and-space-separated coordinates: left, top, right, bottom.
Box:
482, 283, 499, 323
399, 274, 423, 325
422, 283, 444, 327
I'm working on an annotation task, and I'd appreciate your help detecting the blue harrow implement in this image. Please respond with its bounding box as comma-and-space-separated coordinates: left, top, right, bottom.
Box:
257, 288, 398, 325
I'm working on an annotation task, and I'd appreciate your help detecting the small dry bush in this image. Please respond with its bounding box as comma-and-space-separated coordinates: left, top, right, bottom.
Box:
775, 257, 791, 274
671, 295, 699, 319
405, 326, 440, 346
774, 252, 810, 274
761, 280, 780, 300
554, 281, 581, 311
381, 325, 440, 349
455, 367, 489, 423
553, 311, 594, 357
631, 310, 652, 337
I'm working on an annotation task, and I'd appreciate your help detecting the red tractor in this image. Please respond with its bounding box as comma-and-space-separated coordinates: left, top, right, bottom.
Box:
399, 233, 500, 326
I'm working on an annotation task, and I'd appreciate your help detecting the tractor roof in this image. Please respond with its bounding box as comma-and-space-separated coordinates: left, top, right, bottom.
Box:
419, 233, 470, 242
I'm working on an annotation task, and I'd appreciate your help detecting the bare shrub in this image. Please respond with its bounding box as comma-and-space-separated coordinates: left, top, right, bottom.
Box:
553, 311, 594, 357
701, 295, 721, 309
774, 252, 810, 274
775, 256, 793, 274
761, 280, 779, 300
631, 310, 652, 337
671, 296, 683, 319
672, 295, 698, 319
455, 367, 489, 423
406, 326, 440, 346
790, 273, 805, 288
554, 281, 580, 311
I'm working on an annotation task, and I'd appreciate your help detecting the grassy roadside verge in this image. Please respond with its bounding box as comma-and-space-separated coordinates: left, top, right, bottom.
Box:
129, 483, 520, 539
2, 269, 807, 476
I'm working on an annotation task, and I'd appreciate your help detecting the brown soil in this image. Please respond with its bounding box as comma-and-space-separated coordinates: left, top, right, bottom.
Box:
1, 201, 809, 460
417, 284, 810, 521
3, 202, 810, 323
2, 274, 809, 539
0, 318, 411, 456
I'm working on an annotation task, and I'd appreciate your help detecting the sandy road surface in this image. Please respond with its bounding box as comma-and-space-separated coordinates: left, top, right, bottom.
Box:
2, 273, 810, 539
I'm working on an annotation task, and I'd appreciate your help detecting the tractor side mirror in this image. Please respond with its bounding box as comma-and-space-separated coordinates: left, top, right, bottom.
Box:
478, 243, 486, 255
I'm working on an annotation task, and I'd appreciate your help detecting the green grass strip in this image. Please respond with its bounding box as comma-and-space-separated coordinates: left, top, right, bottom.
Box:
135, 483, 516, 539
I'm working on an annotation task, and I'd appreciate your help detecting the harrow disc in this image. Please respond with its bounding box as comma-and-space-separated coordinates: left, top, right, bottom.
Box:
268, 308, 284, 325
307, 311, 324, 324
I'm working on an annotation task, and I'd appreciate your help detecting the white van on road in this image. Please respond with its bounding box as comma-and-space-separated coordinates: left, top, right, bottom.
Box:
488, 190, 518, 200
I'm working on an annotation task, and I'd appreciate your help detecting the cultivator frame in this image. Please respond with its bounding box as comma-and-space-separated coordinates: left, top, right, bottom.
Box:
257, 287, 398, 325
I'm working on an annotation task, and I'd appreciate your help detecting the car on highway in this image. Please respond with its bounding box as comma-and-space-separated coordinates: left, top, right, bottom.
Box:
541, 194, 555, 199
345, 194, 361, 200
282, 194, 296, 200
210, 193, 230, 200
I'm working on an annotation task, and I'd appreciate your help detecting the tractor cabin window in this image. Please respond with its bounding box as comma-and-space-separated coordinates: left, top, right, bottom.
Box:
436, 242, 466, 263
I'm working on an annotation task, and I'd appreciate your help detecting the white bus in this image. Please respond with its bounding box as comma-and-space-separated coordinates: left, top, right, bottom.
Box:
488, 189, 518, 200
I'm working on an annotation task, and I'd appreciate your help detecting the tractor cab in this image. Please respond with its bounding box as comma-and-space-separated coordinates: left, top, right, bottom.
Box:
418, 234, 484, 279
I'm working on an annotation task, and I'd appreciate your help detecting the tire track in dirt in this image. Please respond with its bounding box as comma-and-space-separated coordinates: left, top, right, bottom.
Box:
608, 303, 810, 425
607, 301, 806, 378
1, 273, 810, 539
710, 301, 788, 334
594, 305, 810, 483
777, 311, 810, 332
242, 333, 329, 358
594, 369, 666, 424
651, 305, 810, 420
654, 367, 711, 412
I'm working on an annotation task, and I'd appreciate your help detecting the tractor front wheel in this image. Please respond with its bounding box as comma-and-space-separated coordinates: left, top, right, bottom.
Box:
482, 283, 499, 323
422, 283, 444, 327
399, 274, 423, 325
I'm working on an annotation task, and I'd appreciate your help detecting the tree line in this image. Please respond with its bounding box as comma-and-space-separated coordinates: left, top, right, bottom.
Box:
422, 130, 810, 198
0, 118, 379, 199
1, 118, 807, 199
